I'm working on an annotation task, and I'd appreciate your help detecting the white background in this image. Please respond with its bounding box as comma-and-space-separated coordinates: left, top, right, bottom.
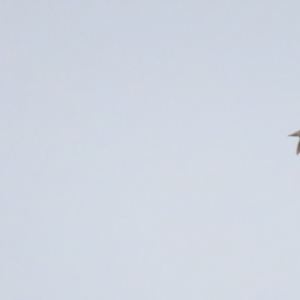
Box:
1, 1, 300, 299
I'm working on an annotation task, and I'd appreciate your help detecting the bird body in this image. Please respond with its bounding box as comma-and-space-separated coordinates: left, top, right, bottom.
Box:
289, 130, 300, 155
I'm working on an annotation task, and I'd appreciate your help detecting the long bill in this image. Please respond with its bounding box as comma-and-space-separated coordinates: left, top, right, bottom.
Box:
289, 131, 300, 137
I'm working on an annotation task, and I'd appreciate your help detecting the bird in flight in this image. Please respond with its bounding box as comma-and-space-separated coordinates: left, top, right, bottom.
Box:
288, 130, 300, 155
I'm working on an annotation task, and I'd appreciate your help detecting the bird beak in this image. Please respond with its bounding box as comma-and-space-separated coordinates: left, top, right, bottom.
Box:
289, 133, 298, 136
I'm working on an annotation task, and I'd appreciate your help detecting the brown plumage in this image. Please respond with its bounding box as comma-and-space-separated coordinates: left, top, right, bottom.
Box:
288, 130, 300, 155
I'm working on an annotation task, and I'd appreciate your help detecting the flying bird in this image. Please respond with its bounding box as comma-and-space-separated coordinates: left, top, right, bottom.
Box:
289, 130, 300, 155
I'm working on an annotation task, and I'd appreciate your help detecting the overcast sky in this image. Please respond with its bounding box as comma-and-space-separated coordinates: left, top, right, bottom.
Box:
1, 1, 300, 299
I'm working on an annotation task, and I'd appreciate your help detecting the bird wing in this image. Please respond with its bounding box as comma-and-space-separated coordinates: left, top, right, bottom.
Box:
296, 140, 300, 155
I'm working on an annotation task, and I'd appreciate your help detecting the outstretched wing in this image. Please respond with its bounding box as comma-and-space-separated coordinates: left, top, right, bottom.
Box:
296, 140, 300, 155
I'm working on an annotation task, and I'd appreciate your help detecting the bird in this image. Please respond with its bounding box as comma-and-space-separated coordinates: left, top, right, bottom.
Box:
288, 130, 300, 155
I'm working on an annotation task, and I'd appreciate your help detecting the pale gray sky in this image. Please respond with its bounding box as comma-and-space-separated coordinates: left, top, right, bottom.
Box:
1, 1, 300, 299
